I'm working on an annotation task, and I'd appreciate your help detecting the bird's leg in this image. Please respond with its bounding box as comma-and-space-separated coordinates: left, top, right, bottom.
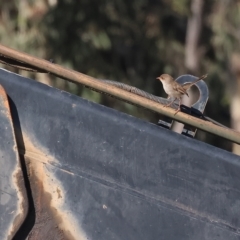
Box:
174, 98, 181, 115
164, 98, 176, 107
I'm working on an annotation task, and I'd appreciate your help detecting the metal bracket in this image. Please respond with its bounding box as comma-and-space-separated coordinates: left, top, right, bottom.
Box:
158, 74, 209, 137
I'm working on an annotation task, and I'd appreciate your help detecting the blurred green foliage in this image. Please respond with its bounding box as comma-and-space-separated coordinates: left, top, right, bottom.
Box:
0, 0, 240, 152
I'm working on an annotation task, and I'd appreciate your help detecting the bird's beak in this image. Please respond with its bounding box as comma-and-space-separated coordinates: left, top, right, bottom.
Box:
156, 77, 160, 80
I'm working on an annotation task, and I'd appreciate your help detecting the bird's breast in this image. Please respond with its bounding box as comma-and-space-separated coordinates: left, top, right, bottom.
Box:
162, 82, 182, 98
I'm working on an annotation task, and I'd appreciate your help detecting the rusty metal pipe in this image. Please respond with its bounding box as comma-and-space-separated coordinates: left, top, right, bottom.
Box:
0, 44, 239, 144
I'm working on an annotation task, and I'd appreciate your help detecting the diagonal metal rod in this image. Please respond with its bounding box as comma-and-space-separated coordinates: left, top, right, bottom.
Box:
0, 44, 239, 144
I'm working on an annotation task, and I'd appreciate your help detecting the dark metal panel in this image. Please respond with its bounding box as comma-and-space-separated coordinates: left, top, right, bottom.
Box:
0, 68, 240, 239
27, 162, 239, 240
0, 85, 27, 240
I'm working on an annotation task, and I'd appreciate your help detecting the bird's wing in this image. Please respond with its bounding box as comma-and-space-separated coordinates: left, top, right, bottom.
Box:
173, 82, 189, 97
183, 80, 200, 90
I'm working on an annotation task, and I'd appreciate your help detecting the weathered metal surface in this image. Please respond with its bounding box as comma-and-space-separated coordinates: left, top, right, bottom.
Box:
22, 135, 87, 240
1, 68, 240, 239
0, 85, 27, 240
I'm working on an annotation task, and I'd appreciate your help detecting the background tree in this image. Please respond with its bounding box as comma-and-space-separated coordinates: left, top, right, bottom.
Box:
0, 0, 239, 153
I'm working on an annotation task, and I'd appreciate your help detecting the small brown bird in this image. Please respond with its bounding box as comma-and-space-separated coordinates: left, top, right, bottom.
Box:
156, 74, 207, 114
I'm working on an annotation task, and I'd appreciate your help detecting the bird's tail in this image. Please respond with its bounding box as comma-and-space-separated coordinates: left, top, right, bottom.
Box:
183, 74, 208, 89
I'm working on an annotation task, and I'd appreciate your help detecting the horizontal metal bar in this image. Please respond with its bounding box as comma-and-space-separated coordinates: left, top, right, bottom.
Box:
0, 44, 239, 144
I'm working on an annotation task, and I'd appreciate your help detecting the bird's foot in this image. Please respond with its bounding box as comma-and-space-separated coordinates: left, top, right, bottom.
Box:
174, 108, 181, 115
165, 102, 173, 107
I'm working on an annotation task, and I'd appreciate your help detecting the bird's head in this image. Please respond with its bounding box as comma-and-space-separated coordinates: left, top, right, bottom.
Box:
156, 74, 173, 83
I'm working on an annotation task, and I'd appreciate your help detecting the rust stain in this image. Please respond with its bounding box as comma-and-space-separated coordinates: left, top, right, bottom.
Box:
20, 133, 57, 165
0, 84, 28, 239
25, 157, 87, 240
18, 132, 87, 240
26, 158, 68, 240
0, 84, 11, 119
57, 188, 62, 199
7, 167, 28, 240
